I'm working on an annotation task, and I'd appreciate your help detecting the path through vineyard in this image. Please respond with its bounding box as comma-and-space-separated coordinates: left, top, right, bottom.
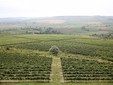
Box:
51, 57, 64, 83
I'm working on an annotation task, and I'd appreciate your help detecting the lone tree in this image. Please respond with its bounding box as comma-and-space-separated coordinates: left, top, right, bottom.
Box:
49, 45, 60, 56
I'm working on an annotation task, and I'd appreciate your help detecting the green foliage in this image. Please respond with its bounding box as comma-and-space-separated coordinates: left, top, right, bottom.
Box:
92, 32, 113, 39
1, 34, 113, 58
7, 34, 113, 58
61, 57, 113, 82
0, 52, 52, 82
49, 45, 60, 56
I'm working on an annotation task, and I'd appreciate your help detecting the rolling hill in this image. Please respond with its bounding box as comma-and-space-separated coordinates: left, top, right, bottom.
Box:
0, 16, 113, 34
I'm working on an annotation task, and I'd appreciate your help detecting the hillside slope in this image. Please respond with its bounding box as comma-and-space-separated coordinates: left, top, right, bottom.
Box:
0, 16, 113, 34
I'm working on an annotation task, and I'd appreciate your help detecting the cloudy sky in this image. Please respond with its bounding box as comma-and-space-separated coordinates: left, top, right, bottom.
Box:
0, 0, 113, 18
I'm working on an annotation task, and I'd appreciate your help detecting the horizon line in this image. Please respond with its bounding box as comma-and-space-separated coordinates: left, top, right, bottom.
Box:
0, 15, 113, 18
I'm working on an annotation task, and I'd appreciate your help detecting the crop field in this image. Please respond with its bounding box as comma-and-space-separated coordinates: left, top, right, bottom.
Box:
61, 57, 113, 82
5, 34, 113, 59
0, 34, 113, 85
0, 52, 52, 82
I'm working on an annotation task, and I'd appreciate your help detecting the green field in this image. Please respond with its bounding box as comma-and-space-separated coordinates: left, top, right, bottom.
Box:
0, 34, 113, 85
2, 34, 113, 58
0, 16, 113, 85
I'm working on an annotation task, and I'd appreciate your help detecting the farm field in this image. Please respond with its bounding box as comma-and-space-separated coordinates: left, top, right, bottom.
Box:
0, 0, 113, 83
1, 16, 113, 35
61, 57, 113, 82
1, 34, 113, 59
0, 52, 52, 82
0, 16, 113, 85
0, 34, 113, 85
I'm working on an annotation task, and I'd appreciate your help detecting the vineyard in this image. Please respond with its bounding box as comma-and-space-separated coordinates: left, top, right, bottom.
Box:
6, 34, 113, 59
0, 34, 113, 85
0, 53, 52, 82
61, 57, 113, 82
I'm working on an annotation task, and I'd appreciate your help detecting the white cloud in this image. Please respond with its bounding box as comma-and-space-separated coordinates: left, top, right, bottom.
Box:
0, 0, 113, 17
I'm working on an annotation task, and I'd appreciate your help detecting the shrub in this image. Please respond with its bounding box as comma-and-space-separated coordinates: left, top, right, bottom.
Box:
6, 47, 10, 50
49, 45, 59, 56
